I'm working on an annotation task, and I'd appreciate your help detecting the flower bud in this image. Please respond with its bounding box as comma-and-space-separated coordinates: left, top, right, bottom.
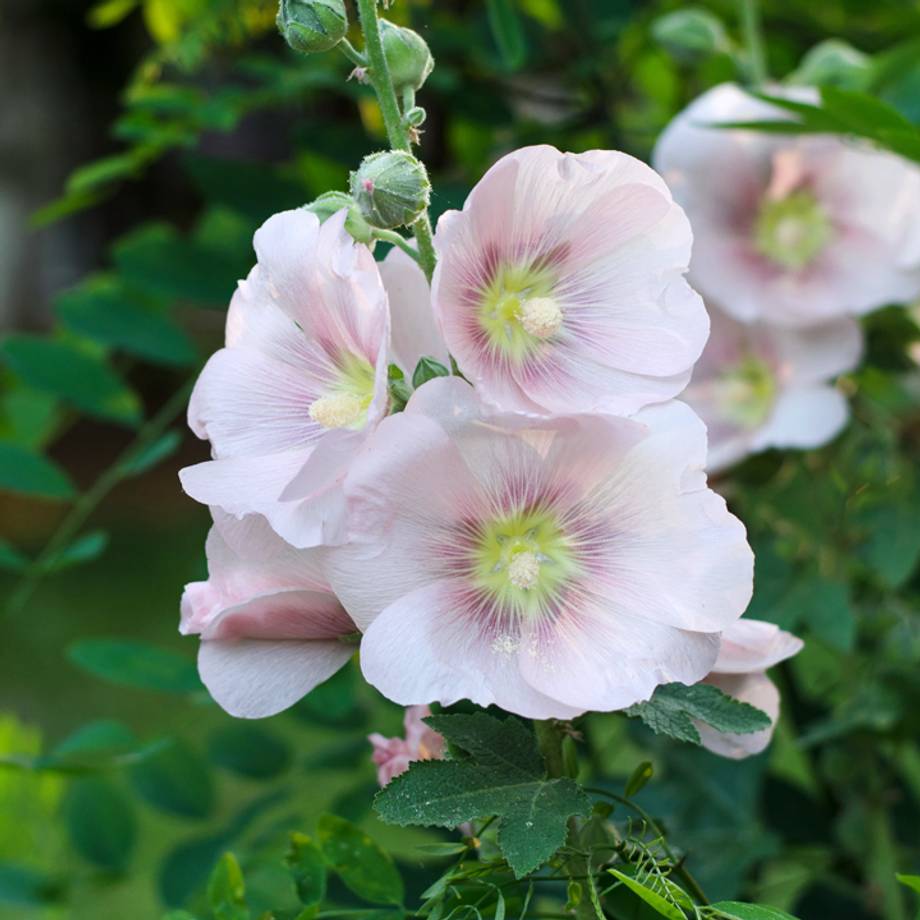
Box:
276, 0, 348, 55
303, 191, 375, 244
350, 151, 430, 229
379, 19, 434, 92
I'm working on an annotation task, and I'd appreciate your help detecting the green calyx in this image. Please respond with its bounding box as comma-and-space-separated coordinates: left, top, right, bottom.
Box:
379, 19, 434, 92
478, 262, 561, 362
350, 150, 431, 230
754, 190, 832, 271
717, 355, 776, 429
276, 0, 348, 54
303, 191, 375, 244
470, 506, 578, 620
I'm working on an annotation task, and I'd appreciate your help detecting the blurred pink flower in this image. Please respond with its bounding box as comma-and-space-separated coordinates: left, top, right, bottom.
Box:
180, 208, 390, 548
698, 618, 803, 759
180, 510, 357, 718
431, 145, 708, 416
326, 378, 753, 719
369, 705, 446, 786
683, 304, 863, 471
655, 83, 920, 327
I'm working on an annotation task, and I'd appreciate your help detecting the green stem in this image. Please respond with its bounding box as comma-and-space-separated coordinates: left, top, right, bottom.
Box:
354, 0, 437, 282
339, 37, 367, 67
739, 0, 768, 85
6, 379, 194, 617
535, 721, 600, 920
373, 228, 422, 262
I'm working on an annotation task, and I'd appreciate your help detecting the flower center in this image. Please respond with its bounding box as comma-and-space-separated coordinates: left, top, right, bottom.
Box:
716, 355, 776, 429
754, 190, 832, 271
309, 353, 377, 430
309, 392, 365, 428
478, 262, 560, 361
470, 506, 577, 616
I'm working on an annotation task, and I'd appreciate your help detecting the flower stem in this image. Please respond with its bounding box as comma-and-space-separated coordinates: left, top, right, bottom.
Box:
739, 0, 768, 85
535, 721, 600, 920
354, 0, 437, 282
373, 228, 422, 262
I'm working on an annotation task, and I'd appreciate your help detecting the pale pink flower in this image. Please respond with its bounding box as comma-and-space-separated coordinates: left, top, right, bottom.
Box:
180, 208, 389, 548
683, 304, 863, 471
379, 245, 450, 376
654, 83, 920, 327
431, 145, 709, 416
326, 378, 753, 719
369, 705, 446, 786
698, 618, 803, 759
180, 511, 357, 718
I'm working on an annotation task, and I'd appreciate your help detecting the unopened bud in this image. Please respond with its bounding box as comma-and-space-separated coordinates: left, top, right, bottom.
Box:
405, 106, 427, 127
350, 151, 430, 230
303, 191, 375, 244
379, 19, 434, 92
277, 0, 348, 54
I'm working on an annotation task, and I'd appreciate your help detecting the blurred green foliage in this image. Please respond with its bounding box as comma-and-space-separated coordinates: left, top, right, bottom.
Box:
2, 0, 920, 918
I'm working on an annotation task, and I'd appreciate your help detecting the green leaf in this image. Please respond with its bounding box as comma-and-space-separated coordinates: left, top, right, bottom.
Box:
897, 874, 920, 895
208, 723, 293, 779
121, 430, 182, 477
56, 276, 196, 366
35, 719, 166, 772
286, 833, 327, 907
412, 356, 450, 389
68, 638, 201, 692
43, 530, 109, 573
486, 0, 527, 70
0, 336, 140, 425
87, 0, 138, 28
624, 761, 654, 798
129, 738, 215, 819
858, 499, 920, 588
317, 814, 404, 905
375, 712, 590, 878
652, 8, 732, 59
789, 39, 871, 89
0, 444, 75, 500
626, 683, 771, 746
207, 853, 249, 920
0, 862, 60, 906
710, 902, 801, 920
0, 539, 29, 573
608, 869, 686, 919
64, 777, 137, 872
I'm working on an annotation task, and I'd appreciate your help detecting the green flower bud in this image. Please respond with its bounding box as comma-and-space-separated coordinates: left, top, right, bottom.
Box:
350, 151, 430, 230
276, 0, 348, 55
379, 19, 434, 92
303, 191, 375, 244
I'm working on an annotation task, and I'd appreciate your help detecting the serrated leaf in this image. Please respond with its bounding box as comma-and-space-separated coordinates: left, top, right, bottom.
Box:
129, 738, 215, 819
286, 833, 326, 907
68, 638, 201, 692
207, 853, 249, 920
317, 814, 403, 906
375, 712, 590, 878
0, 336, 140, 425
0, 444, 75, 500
64, 777, 137, 872
626, 683, 771, 746
710, 902, 801, 920
608, 869, 687, 919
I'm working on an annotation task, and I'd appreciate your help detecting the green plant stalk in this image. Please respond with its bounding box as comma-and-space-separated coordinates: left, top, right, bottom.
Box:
6, 378, 194, 617
535, 720, 599, 920
354, 0, 437, 281
740, 0, 768, 85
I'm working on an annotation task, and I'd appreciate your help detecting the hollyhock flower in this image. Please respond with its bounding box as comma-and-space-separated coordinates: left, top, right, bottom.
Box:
180, 208, 389, 548
654, 83, 920, 327
180, 511, 358, 718
326, 378, 753, 719
431, 145, 709, 416
683, 304, 863, 471
369, 705, 446, 786
697, 618, 803, 759
378, 245, 450, 376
